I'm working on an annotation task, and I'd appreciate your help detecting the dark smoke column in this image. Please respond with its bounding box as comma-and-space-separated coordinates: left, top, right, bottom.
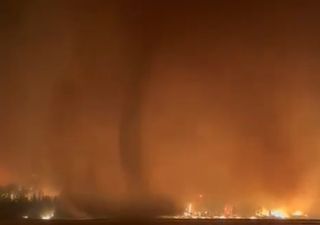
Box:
120, 72, 147, 199
117, 0, 152, 203
117, 2, 176, 216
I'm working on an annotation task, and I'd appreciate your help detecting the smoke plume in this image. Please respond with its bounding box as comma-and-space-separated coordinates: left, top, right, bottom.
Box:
1, 0, 320, 218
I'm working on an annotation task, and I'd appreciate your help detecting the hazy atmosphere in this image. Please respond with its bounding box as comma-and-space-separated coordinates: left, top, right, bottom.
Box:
1, 0, 320, 218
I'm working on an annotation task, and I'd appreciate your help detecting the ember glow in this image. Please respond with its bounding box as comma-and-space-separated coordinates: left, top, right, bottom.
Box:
1, 0, 320, 219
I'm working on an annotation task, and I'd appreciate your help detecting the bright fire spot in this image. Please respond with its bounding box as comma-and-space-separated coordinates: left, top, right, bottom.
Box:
270, 209, 289, 219
187, 203, 192, 213
249, 216, 257, 219
256, 207, 270, 217
292, 210, 303, 216
41, 210, 55, 220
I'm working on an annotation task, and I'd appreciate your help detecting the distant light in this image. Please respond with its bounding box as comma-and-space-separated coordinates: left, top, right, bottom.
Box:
41, 215, 52, 220
22, 215, 29, 219
249, 216, 257, 219
256, 207, 270, 217
292, 210, 303, 217
41, 210, 55, 220
187, 203, 193, 213
291, 210, 308, 218
270, 209, 289, 219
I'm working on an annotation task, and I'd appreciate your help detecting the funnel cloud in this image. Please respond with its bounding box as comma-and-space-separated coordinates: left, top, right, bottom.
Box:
1, 0, 320, 218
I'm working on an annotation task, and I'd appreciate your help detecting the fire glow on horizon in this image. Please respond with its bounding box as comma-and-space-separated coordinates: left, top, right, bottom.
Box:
178, 202, 308, 220
2, 0, 320, 219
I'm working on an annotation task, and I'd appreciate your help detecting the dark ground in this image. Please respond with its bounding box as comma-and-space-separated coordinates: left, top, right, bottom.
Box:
1, 219, 320, 225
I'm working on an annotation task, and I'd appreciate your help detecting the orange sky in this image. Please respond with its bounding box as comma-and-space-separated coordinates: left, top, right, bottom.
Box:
1, 0, 320, 217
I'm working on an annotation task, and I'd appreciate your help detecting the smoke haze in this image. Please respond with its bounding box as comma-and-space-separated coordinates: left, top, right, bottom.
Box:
1, 0, 320, 217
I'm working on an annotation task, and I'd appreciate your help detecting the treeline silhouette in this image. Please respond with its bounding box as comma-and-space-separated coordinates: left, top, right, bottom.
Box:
0, 184, 56, 219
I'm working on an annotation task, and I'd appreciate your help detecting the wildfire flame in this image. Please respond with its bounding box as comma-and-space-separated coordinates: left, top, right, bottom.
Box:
181, 202, 307, 220
292, 210, 303, 217
256, 207, 270, 217
270, 209, 289, 219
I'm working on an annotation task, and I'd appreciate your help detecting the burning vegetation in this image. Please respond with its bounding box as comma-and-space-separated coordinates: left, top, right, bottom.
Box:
180, 202, 307, 220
